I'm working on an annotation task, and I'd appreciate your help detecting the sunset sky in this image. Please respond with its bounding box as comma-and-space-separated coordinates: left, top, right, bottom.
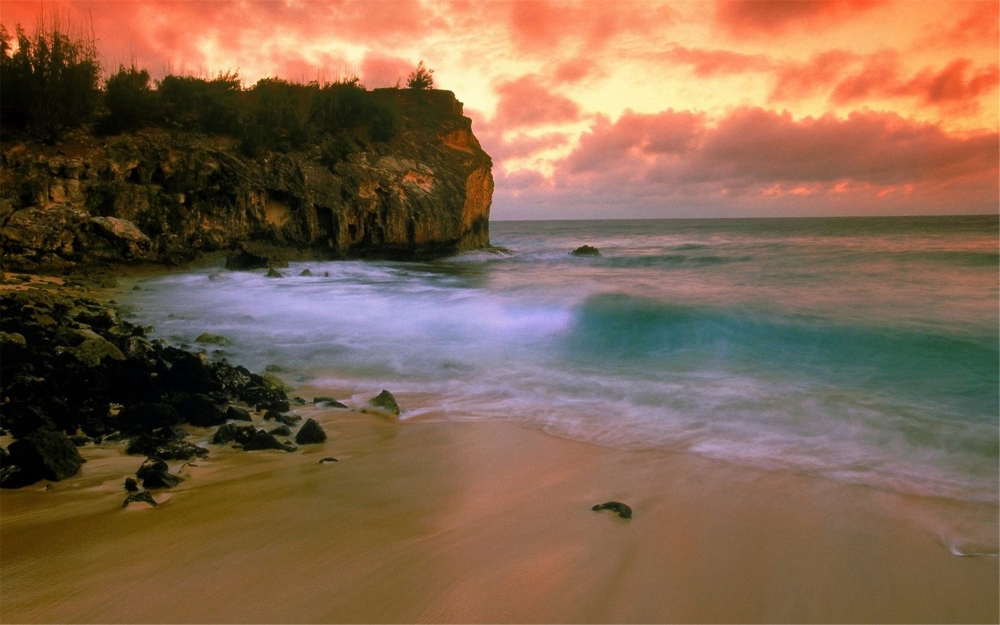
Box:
3, 0, 998, 219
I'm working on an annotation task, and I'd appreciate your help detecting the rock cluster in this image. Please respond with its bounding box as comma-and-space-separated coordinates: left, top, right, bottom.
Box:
0, 282, 310, 489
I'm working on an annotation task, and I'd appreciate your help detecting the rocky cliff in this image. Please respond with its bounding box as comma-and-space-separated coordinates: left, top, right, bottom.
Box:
0, 89, 493, 272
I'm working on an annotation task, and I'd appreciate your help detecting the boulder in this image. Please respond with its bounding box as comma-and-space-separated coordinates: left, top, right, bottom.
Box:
136, 457, 182, 489
314, 396, 349, 409
173, 393, 228, 427
262, 373, 294, 393
592, 501, 632, 519
570, 245, 601, 256
71, 336, 126, 366
241, 430, 286, 451
268, 425, 292, 437
264, 410, 301, 426
295, 418, 327, 445
117, 403, 182, 431
89, 216, 152, 258
124, 477, 139, 492
5, 428, 85, 486
368, 389, 400, 415
226, 405, 253, 422
212, 423, 257, 445
265, 268, 284, 278
195, 332, 229, 345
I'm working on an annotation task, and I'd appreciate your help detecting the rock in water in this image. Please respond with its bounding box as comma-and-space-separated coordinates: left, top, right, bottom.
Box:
570, 245, 601, 256
592, 501, 632, 519
313, 397, 348, 409
195, 332, 229, 345
295, 418, 327, 445
136, 457, 182, 489
368, 390, 400, 415
265, 267, 284, 278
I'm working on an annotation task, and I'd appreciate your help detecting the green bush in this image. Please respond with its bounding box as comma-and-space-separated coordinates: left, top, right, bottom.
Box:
239, 78, 313, 155
0, 22, 101, 142
100, 64, 158, 133
406, 61, 434, 90
158, 71, 241, 134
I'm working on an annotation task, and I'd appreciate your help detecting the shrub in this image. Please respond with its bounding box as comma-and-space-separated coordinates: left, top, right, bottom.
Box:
100, 64, 157, 133
0, 21, 101, 142
157, 71, 241, 134
406, 61, 434, 90
238, 77, 313, 154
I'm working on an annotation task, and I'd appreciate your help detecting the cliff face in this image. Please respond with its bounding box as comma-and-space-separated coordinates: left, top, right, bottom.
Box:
0, 89, 492, 271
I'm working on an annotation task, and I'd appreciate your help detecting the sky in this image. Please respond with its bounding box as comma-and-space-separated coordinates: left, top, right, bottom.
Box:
3, 0, 998, 220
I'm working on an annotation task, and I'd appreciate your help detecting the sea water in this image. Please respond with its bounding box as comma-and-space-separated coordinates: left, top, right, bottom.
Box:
124, 216, 999, 514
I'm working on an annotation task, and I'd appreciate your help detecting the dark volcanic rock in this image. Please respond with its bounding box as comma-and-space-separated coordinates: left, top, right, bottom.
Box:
136, 457, 182, 489
264, 410, 301, 426
225, 405, 253, 422
314, 396, 349, 409
123, 491, 158, 508
151, 440, 209, 461
125, 426, 187, 456
212, 423, 257, 445
295, 418, 327, 445
241, 430, 286, 451
592, 501, 632, 519
173, 393, 228, 427
368, 389, 400, 415
265, 268, 284, 278
570, 245, 601, 256
4, 428, 85, 486
124, 477, 139, 492
117, 403, 182, 431
268, 425, 292, 437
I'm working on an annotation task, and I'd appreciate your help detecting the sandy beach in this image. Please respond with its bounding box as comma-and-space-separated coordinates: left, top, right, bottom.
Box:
1, 391, 997, 623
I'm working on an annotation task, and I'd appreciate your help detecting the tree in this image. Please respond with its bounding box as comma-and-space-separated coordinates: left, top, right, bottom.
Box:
406, 61, 434, 90
0, 21, 102, 142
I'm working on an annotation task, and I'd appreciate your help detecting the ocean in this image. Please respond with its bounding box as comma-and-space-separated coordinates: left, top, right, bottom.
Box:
123, 215, 999, 515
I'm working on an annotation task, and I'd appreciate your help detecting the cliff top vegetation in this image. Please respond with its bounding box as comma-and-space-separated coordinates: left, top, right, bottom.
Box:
0, 20, 438, 164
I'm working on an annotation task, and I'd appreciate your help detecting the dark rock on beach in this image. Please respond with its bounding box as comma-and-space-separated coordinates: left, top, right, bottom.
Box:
124, 477, 139, 492
241, 429, 288, 452
5, 428, 86, 484
136, 457, 182, 489
314, 397, 349, 409
225, 405, 253, 422
123, 491, 158, 508
212, 424, 257, 446
172, 393, 229, 427
295, 418, 327, 445
592, 501, 632, 519
268, 425, 292, 437
368, 389, 401, 415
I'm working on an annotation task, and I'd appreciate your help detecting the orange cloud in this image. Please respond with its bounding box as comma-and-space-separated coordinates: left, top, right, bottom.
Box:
493, 75, 582, 127
715, 0, 884, 37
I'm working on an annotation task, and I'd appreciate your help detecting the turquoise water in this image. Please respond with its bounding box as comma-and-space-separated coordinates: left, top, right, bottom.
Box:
125, 216, 999, 510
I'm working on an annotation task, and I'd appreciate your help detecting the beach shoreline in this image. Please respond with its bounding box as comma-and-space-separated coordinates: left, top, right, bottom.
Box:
2, 396, 998, 623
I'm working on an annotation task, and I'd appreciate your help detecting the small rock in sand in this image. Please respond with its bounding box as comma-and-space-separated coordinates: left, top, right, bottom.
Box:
368, 390, 400, 415
123, 491, 158, 508
592, 501, 632, 519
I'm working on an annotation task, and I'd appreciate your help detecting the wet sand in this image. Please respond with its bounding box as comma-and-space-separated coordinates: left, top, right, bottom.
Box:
1, 400, 997, 624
